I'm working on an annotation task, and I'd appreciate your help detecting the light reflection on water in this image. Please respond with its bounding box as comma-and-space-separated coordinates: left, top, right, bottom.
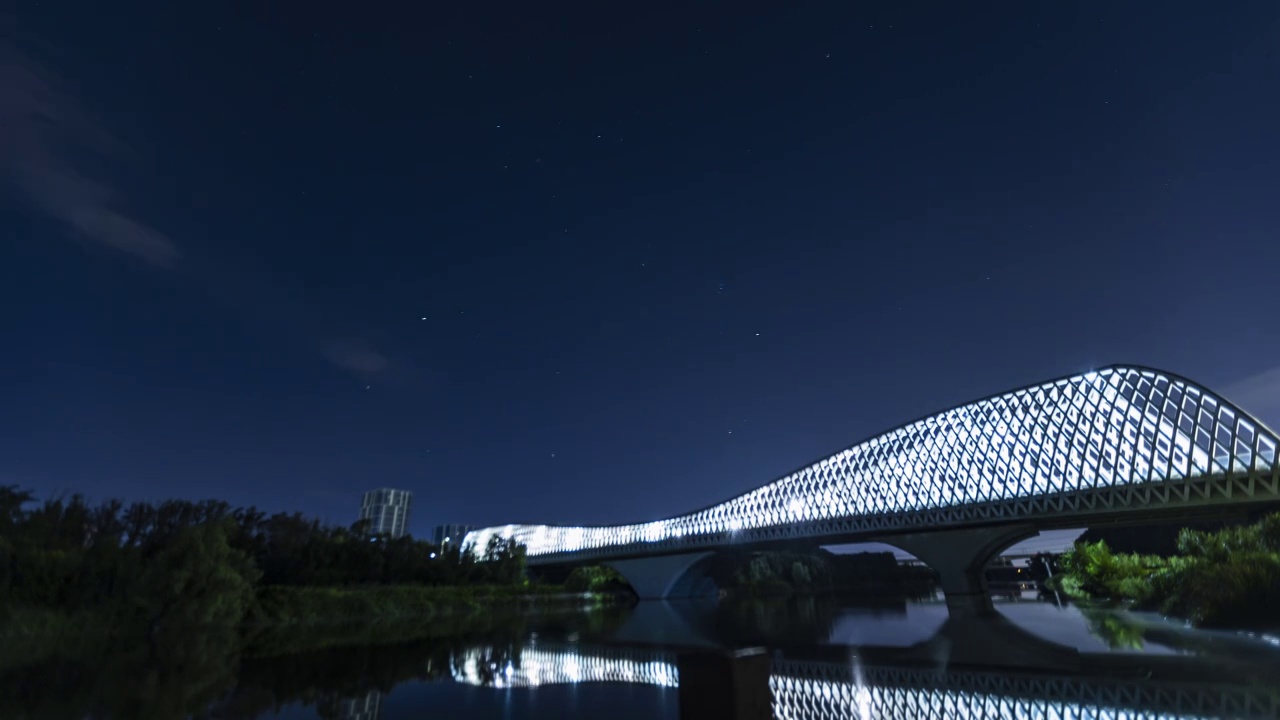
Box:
447, 642, 1260, 720
281, 598, 1280, 720
825, 600, 948, 647
11, 596, 1280, 719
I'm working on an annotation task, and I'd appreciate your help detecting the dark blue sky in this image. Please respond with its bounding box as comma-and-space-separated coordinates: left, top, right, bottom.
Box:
3, 2, 1279, 537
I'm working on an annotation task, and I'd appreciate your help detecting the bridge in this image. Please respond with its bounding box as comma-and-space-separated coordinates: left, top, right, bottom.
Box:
463, 365, 1280, 608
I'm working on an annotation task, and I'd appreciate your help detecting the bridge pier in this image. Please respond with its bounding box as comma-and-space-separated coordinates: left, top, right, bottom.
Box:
878, 524, 1039, 615
677, 648, 772, 720
607, 552, 717, 599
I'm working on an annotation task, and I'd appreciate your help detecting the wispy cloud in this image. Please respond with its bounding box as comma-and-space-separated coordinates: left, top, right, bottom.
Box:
1, 41, 179, 267
2, 35, 400, 384
1221, 366, 1280, 427
325, 340, 391, 377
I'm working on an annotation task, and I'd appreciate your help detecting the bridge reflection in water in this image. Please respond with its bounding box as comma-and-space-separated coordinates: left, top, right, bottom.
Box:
452, 641, 1280, 720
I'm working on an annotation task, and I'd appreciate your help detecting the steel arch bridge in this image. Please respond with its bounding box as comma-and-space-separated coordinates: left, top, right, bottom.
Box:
464, 366, 1280, 567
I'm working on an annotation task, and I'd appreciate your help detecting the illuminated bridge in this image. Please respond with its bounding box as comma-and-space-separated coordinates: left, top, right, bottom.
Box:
464, 366, 1280, 604
451, 643, 1280, 719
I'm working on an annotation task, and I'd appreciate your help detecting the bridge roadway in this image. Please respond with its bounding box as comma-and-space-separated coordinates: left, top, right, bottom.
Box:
465, 366, 1280, 607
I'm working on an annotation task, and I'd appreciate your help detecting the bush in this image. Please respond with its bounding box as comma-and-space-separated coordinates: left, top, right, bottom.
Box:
1058, 540, 1165, 602
564, 566, 627, 593
1060, 511, 1280, 628
1149, 553, 1280, 627
247, 584, 572, 626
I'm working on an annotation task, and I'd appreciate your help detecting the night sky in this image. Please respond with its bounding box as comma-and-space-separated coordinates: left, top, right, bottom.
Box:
4, 3, 1279, 539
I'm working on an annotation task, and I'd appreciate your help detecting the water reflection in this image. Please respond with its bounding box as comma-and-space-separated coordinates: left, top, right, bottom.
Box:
455, 645, 679, 689
318, 690, 383, 720
453, 642, 1280, 719
5, 598, 1280, 719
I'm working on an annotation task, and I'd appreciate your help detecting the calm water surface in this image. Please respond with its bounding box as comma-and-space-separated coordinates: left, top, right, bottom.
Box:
11, 595, 1280, 719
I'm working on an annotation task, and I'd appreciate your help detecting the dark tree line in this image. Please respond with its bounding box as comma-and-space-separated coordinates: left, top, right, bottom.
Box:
0, 486, 527, 619
701, 548, 936, 598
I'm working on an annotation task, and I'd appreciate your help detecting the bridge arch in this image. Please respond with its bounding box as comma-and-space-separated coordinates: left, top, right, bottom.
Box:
605, 552, 717, 599
873, 524, 1040, 614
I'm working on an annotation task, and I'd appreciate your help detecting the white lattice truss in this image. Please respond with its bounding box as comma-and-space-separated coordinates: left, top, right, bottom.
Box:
451, 645, 1280, 719
464, 366, 1280, 563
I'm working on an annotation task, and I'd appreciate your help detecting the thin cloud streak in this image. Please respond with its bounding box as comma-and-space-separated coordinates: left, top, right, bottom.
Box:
1222, 366, 1280, 429
1, 35, 399, 383
1, 40, 179, 267
324, 340, 391, 377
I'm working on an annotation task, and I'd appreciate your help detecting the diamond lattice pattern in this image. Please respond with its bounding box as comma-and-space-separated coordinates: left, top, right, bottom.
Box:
451, 645, 1266, 718
465, 367, 1279, 559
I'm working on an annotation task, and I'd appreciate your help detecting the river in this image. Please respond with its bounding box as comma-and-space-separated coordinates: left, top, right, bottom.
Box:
8, 592, 1280, 719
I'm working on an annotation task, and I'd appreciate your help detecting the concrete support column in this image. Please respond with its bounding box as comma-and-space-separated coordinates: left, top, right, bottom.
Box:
677, 648, 772, 720
607, 552, 716, 599
877, 524, 1039, 616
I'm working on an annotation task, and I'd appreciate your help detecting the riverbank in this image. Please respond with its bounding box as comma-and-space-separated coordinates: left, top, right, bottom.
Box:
0, 584, 626, 672
700, 549, 936, 599
244, 584, 629, 656
1049, 511, 1280, 630
249, 583, 618, 625
0, 589, 630, 720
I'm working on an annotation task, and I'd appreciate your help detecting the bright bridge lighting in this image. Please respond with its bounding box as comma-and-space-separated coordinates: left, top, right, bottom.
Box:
462, 366, 1279, 562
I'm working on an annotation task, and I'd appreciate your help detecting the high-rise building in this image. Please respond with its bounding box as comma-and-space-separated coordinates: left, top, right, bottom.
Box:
359, 488, 412, 538
433, 523, 475, 547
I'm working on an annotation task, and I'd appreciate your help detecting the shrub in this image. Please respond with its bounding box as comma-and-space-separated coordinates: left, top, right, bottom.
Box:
564, 566, 627, 593
1061, 512, 1280, 628
1150, 553, 1280, 627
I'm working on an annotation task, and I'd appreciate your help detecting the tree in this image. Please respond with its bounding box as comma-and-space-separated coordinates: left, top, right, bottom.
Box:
480, 536, 528, 585
133, 518, 260, 634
